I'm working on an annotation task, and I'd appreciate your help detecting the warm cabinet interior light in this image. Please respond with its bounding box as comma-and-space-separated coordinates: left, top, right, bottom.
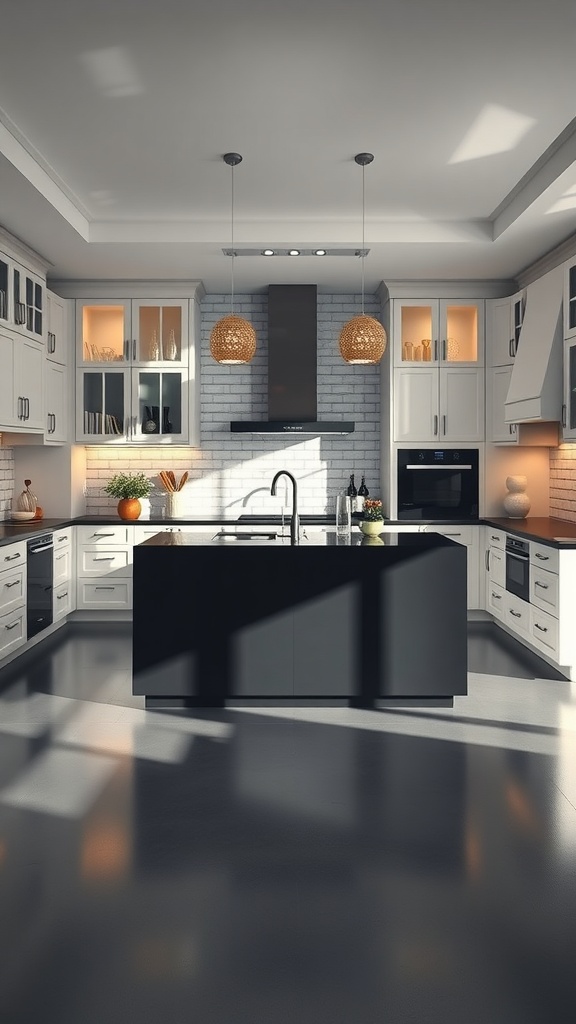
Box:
262, 249, 275, 256
288, 249, 300, 256
315, 249, 326, 256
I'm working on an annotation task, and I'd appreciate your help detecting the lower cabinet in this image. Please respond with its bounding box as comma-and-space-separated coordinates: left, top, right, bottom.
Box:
419, 524, 480, 608
75, 525, 134, 610
0, 540, 27, 660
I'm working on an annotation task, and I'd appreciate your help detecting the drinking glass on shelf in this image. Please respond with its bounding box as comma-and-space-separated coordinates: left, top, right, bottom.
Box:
335, 494, 352, 538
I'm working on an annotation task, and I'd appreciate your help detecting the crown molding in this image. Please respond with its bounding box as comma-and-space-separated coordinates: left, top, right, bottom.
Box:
48, 279, 206, 301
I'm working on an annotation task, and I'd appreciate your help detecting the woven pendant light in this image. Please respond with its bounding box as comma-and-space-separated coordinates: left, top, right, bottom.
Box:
210, 153, 256, 364
339, 153, 387, 365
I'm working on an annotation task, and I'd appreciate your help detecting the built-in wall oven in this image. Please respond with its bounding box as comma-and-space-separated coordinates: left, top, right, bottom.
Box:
505, 535, 530, 602
27, 533, 54, 639
397, 449, 480, 521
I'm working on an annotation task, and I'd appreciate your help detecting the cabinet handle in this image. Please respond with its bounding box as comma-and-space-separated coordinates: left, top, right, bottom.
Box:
491, 592, 501, 600
95, 586, 115, 590
434, 339, 438, 361
509, 338, 514, 358
57, 591, 69, 600
56, 553, 66, 561
5, 620, 20, 631
25, 397, 29, 420
491, 534, 500, 541
534, 553, 549, 561
57, 535, 69, 542
433, 414, 438, 435
442, 414, 446, 435
534, 622, 548, 633
93, 556, 115, 561
443, 532, 462, 537
442, 338, 446, 360
17, 396, 22, 419
485, 549, 490, 571
509, 609, 522, 618
4, 553, 21, 561
562, 404, 567, 428
132, 339, 136, 360
535, 581, 549, 590
92, 532, 116, 538
4, 580, 20, 588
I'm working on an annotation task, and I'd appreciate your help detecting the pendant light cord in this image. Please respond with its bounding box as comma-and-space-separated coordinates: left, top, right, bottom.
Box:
361, 161, 365, 316
230, 161, 235, 314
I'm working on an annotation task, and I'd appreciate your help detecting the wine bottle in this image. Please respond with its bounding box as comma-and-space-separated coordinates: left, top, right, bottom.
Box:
346, 474, 361, 514
358, 476, 369, 513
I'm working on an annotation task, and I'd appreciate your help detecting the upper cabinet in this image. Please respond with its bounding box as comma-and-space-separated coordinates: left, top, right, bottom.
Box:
73, 290, 201, 445
0, 243, 46, 344
46, 290, 68, 365
393, 299, 484, 367
77, 299, 187, 367
488, 291, 525, 367
564, 258, 576, 339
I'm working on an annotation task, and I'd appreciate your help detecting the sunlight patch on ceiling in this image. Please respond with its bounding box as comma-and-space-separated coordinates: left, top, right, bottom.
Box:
449, 103, 535, 164
78, 46, 144, 98
546, 182, 576, 214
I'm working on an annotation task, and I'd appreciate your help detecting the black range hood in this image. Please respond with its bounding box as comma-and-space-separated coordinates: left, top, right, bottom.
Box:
230, 284, 355, 435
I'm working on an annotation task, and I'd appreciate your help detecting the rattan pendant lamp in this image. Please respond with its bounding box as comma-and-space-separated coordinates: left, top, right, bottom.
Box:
210, 152, 256, 364
339, 153, 387, 364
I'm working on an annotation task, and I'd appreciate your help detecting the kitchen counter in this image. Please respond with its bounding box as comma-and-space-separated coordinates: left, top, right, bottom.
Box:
482, 517, 576, 547
132, 530, 467, 708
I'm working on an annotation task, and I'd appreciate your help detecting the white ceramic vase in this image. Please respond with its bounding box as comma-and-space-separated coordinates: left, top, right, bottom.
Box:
166, 491, 185, 519
503, 475, 530, 519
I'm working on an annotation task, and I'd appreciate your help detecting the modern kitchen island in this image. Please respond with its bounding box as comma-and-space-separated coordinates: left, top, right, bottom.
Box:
133, 529, 467, 708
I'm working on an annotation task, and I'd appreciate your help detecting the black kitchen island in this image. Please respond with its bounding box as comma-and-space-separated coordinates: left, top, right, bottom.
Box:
133, 530, 467, 708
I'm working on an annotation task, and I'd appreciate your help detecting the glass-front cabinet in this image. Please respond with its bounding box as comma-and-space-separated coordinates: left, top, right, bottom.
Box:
75, 296, 193, 444
394, 299, 484, 366
562, 338, 576, 440
77, 299, 187, 366
564, 261, 576, 339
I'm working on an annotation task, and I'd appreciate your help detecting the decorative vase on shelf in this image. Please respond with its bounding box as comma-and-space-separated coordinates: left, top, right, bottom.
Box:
117, 498, 142, 521
361, 519, 384, 536
165, 328, 178, 361
503, 475, 530, 519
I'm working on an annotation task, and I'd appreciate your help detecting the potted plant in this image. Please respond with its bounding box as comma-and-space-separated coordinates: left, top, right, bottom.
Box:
104, 472, 151, 521
361, 498, 384, 536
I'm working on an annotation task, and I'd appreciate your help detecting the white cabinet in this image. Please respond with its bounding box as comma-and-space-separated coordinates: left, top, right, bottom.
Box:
563, 257, 576, 339
0, 329, 44, 431
489, 366, 519, 444
75, 525, 133, 610
562, 336, 576, 440
53, 528, 74, 622
75, 297, 195, 444
394, 299, 484, 367
46, 290, 67, 366
393, 366, 484, 442
0, 540, 27, 662
488, 292, 525, 366
11, 260, 45, 342
45, 362, 68, 443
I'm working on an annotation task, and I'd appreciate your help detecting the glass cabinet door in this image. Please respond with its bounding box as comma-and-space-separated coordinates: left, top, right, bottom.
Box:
440, 301, 483, 365
0, 255, 9, 324
78, 301, 131, 364
395, 301, 439, 364
133, 370, 187, 442
77, 369, 127, 441
563, 339, 576, 440
567, 264, 576, 337
132, 300, 187, 365
12, 264, 43, 339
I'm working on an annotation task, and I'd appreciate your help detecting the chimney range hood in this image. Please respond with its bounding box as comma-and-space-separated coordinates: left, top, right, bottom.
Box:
230, 284, 355, 435
505, 265, 564, 425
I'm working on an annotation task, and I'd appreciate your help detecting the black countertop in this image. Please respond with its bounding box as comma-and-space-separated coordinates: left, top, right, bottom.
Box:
137, 529, 455, 548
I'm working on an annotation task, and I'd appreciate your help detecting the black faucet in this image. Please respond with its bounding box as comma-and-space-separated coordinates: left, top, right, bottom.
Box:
271, 470, 300, 546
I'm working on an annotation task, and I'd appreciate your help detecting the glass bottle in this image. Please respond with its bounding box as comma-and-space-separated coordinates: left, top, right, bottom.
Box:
346, 474, 358, 513
165, 328, 177, 361
358, 475, 369, 513
150, 330, 159, 361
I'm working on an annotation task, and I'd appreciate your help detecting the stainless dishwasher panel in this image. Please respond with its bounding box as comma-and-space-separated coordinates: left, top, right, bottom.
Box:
27, 534, 54, 639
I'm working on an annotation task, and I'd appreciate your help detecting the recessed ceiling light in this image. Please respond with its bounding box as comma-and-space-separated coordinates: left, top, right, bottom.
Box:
288, 249, 300, 256
262, 249, 275, 256
314, 249, 327, 256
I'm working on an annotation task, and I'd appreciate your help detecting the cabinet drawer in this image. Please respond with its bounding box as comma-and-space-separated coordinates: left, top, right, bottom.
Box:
530, 542, 559, 574
53, 545, 72, 585
0, 568, 25, 617
77, 526, 133, 546
0, 605, 26, 658
420, 525, 474, 546
53, 581, 72, 622
78, 547, 132, 577
530, 606, 559, 657
53, 528, 73, 550
530, 565, 559, 616
487, 581, 506, 621
489, 547, 506, 589
77, 581, 132, 610
504, 593, 530, 635
0, 541, 26, 573
486, 528, 505, 550
134, 526, 181, 544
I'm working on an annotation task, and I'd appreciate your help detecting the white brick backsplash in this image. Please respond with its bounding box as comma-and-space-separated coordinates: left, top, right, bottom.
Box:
0, 447, 15, 519
85, 292, 384, 516
550, 444, 576, 521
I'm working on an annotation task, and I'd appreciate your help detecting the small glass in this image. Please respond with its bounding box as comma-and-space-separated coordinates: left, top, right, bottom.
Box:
335, 494, 352, 538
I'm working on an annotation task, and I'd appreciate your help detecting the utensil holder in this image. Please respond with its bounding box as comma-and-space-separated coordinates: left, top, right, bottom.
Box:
166, 491, 185, 519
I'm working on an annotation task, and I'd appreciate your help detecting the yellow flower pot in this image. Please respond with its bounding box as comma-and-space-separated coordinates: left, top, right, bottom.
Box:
360, 519, 383, 536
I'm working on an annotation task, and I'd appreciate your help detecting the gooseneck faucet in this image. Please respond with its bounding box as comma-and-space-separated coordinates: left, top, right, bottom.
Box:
271, 470, 300, 546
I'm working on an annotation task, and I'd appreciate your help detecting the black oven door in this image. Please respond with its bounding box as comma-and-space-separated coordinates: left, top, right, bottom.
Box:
397, 449, 479, 520
505, 540, 530, 601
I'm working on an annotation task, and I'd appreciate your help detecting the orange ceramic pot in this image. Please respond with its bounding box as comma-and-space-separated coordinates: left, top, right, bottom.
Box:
117, 498, 141, 521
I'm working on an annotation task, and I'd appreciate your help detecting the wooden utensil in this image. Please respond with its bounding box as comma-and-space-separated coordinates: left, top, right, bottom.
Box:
168, 470, 177, 491
159, 471, 174, 492
177, 471, 188, 491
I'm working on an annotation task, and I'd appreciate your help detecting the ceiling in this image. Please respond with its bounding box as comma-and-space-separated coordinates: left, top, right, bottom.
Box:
2, 0, 576, 292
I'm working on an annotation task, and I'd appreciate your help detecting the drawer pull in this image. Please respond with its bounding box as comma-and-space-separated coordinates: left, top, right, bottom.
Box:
56, 591, 69, 600
491, 534, 500, 541
5, 620, 20, 631
491, 592, 501, 600
92, 532, 116, 538
4, 553, 21, 562
534, 622, 548, 633
56, 553, 66, 561
4, 580, 20, 589
534, 581, 549, 590
93, 556, 115, 561
510, 609, 522, 618
534, 553, 549, 561
57, 535, 69, 542
443, 532, 461, 537
95, 586, 115, 590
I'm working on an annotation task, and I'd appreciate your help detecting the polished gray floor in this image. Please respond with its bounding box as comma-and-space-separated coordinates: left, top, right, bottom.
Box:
0, 622, 575, 1023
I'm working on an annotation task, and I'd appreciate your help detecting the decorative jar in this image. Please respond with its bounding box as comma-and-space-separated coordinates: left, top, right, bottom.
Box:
503, 475, 530, 519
